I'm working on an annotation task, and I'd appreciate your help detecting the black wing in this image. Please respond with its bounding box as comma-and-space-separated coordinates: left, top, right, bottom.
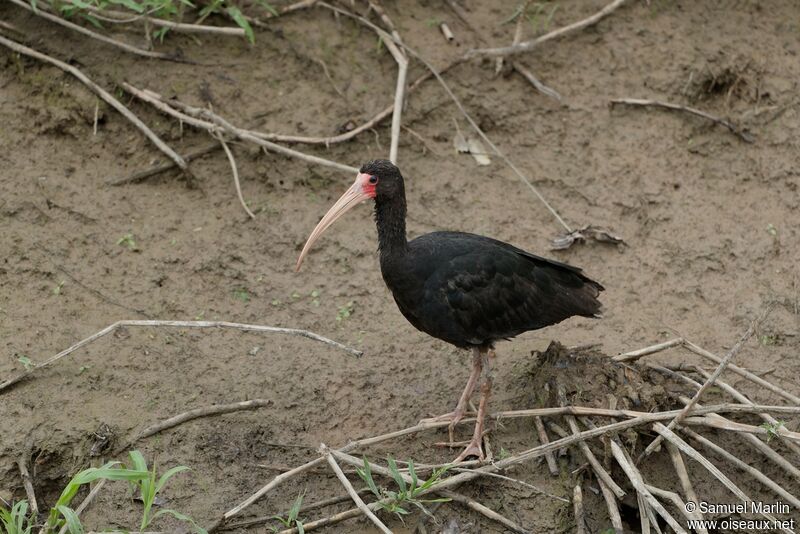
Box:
388, 232, 603, 348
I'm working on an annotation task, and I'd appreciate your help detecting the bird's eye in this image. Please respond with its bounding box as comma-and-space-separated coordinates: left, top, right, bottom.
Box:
368, 175, 378, 185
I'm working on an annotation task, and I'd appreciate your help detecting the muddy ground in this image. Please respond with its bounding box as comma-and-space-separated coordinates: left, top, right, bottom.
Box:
1, 0, 799, 532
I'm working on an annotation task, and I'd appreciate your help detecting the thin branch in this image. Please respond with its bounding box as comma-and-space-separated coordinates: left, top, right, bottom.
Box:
682, 427, 800, 510
107, 140, 221, 186
62, 3, 245, 35
331, 449, 531, 534
438, 490, 530, 534
641, 304, 773, 459
683, 339, 800, 404
683, 415, 800, 441
611, 98, 755, 143
367, 1, 408, 164
318, 2, 573, 233
609, 440, 686, 533
644, 485, 705, 528
652, 423, 791, 531
223, 489, 371, 530
534, 416, 559, 476
122, 82, 358, 174
665, 443, 706, 533
322, 445, 392, 534
0, 34, 189, 174
8, 0, 184, 61
208, 401, 800, 530
445, 0, 561, 101
111, 57, 463, 185
612, 338, 684, 362
216, 134, 256, 219
450, 467, 567, 502
572, 484, 587, 534
691, 365, 800, 464
468, 0, 629, 58
558, 386, 625, 498
17, 454, 39, 518
0, 320, 361, 393
119, 399, 273, 451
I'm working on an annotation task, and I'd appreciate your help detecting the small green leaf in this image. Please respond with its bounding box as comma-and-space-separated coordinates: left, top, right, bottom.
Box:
18, 355, 34, 370
226, 6, 254, 43
56, 506, 85, 534
387, 457, 406, 494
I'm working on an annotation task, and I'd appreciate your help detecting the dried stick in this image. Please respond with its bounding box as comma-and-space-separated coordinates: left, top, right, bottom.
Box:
612, 337, 684, 362
549, 420, 623, 532
683, 415, 800, 441
366, 1, 407, 164
557, 386, 625, 498
58, 479, 107, 534
322, 446, 392, 534
318, 2, 573, 233
445, 0, 560, 101
122, 82, 358, 174
655, 365, 800, 480
691, 366, 800, 470
438, 490, 529, 534
665, 443, 706, 532
652, 423, 790, 531
572, 484, 587, 534
216, 135, 256, 219
0, 320, 361, 393
0, 35, 188, 174
682, 427, 800, 510
223, 489, 371, 530
598, 480, 624, 534
450, 467, 567, 502
609, 440, 686, 533
107, 141, 221, 186
332, 450, 531, 534
534, 416, 559, 476
641, 305, 772, 459
644, 485, 705, 527
611, 98, 755, 143
118, 399, 272, 451
249, 0, 318, 25
683, 339, 800, 404
17, 454, 39, 518
209, 401, 798, 529
61, 3, 245, 35
112, 58, 462, 186
8, 0, 183, 61
468, 0, 628, 57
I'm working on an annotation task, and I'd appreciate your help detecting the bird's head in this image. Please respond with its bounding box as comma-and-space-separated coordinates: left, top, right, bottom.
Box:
295, 159, 403, 271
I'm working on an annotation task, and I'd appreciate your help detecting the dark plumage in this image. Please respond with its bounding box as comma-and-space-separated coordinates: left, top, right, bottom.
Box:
366, 159, 604, 350
296, 159, 604, 461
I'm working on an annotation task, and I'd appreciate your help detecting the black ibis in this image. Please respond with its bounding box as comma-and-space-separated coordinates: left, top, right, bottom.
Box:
296, 160, 604, 461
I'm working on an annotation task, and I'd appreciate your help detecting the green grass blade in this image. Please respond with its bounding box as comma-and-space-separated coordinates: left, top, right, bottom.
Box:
151, 508, 208, 534
287, 493, 304, 524
56, 506, 84, 534
356, 457, 381, 498
226, 6, 254, 43
386, 457, 406, 494
155, 465, 190, 493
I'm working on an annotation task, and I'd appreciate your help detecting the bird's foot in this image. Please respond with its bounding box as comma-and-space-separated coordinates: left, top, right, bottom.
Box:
419, 407, 468, 443
453, 436, 484, 463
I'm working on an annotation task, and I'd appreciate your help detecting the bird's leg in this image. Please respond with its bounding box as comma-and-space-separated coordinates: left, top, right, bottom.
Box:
454, 348, 494, 463
419, 347, 482, 434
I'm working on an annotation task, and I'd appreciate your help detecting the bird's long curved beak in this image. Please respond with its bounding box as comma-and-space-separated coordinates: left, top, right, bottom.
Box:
295, 174, 372, 271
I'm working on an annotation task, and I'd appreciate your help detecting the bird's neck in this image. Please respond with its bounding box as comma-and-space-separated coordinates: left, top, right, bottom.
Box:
374, 195, 408, 258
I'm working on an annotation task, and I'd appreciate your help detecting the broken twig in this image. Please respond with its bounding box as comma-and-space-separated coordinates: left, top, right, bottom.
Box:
611, 98, 755, 143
